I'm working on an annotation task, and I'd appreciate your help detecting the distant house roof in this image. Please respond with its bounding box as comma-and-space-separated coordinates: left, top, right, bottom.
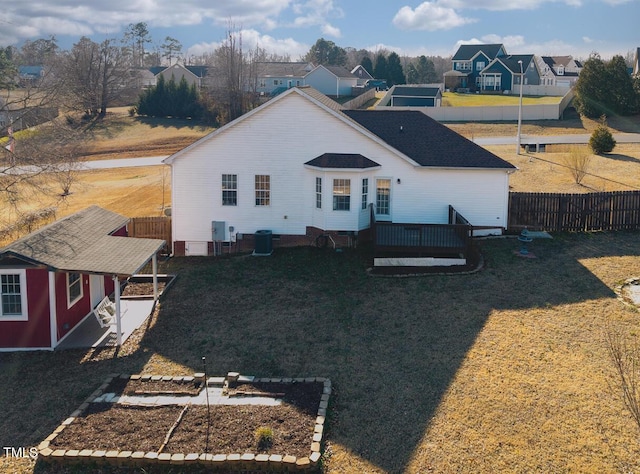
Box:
305, 153, 381, 169
18, 66, 44, 77
452, 44, 506, 61
484, 54, 535, 74
149, 65, 208, 78
351, 65, 373, 80
0, 206, 165, 276
321, 65, 357, 79
391, 86, 441, 98
343, 109, 516, 170
540, 56, 581, 77
257, 62, 315, 77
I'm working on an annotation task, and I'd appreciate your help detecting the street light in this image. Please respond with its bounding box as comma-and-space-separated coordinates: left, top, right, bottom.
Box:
516, 60, 523, 155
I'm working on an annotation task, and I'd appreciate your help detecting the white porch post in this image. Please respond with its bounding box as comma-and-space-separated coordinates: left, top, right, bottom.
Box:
48, 271, 57, 349
152, 253, 158, 301
113, 275, 122, 346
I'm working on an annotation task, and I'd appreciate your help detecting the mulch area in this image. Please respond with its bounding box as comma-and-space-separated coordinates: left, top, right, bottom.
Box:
121, 281, 166, 297
48, 380, 323, 458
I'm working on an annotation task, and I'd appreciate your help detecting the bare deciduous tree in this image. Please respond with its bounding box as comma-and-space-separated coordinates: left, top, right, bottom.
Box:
606, 327, 640, 433
561, 145, 592, 185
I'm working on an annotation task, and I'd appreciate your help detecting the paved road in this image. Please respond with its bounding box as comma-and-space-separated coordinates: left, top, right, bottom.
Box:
79, 155, 169, 169
473, 133, 640, 146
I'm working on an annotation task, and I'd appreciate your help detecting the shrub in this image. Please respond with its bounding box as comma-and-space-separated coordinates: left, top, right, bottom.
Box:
589, 117, 616, 155
562, 146, 592, 185
254, 426, 274, 450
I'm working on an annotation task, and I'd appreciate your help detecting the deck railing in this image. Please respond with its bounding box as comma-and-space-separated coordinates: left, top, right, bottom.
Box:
370, 205, 473, 258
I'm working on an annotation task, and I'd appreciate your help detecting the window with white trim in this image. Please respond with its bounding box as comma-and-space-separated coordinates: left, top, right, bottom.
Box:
376, 179, 391, 216
0, 269, 27, 320
316, 177, 322, 209
67, 272, 83, 307
476, 61, 485, 71
333, 179, 350, 211
222, 174, 237, 206
255, 175, 270, 206
361, 178, 368, 210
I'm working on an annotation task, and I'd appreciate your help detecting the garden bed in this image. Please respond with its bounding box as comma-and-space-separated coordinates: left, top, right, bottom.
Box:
38, 374, 329, 471
120, 274, 176, 299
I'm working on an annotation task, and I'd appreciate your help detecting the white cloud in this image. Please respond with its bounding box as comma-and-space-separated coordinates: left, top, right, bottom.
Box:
393, 2, 477, 31
289, 0, 344, 35
439, 0, 583, 9
186, 29, 309, 59
321, 23, 342, 38
583, 36, 594, 44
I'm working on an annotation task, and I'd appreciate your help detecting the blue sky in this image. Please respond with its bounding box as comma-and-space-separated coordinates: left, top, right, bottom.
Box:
0, 0, 637, 61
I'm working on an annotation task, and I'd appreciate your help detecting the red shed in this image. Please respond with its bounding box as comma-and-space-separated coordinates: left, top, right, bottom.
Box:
0, 206, 165, 351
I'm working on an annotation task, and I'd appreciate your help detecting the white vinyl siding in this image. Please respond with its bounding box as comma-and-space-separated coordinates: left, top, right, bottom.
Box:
169, 90, 511, 243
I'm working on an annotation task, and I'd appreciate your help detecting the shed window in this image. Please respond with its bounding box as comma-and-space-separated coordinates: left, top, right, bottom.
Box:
67, 272, 83, 307
0, 270, 27, 320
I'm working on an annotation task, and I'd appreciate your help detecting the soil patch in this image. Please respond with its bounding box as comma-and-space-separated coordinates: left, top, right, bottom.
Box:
48, 379, 324, 460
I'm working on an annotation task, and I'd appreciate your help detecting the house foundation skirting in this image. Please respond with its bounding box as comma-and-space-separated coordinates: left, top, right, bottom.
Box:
173, 227, 371, 256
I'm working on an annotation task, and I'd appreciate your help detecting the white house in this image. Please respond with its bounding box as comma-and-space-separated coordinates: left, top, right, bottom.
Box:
163, 87, 516, 256
304, 65, 358, 98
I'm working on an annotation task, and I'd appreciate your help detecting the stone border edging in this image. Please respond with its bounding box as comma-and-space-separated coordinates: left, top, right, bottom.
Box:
38, 372, 330, 472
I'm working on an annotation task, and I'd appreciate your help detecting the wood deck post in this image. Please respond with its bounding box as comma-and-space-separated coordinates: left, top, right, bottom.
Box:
113, 276, 122, 346
152, 253, 158, 302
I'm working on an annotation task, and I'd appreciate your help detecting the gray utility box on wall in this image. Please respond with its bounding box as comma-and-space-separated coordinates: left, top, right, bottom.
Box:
254, 230, 273, 256
212, 221, 226, 241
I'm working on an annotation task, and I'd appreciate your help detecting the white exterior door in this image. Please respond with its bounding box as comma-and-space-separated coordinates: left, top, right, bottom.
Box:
89, 274, 104, 308
375, 178, 391, 221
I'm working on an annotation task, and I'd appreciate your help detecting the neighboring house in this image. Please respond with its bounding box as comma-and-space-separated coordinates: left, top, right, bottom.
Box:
163, 86, 516, 257
150, 64, 209, 88
17, 66, 44, 87
537, 56, 582, 87
0, 206, 165, 351
384, 85, 442, 107
304, 65, 359, 98
254, 62, 315, 96
444, 44, 507, 91
480, 54, 539, 92
351, 65, 374, 86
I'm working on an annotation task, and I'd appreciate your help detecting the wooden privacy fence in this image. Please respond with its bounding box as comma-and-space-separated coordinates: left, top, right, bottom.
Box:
508, 191, 640, 232
128, 217, 172, 254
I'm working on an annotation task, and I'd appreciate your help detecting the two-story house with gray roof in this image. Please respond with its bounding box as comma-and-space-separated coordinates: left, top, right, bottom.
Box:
444, 44, 507, 92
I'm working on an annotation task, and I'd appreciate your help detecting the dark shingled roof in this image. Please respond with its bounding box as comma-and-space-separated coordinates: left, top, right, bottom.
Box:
452, 44, 505, 61
343, 110, 517, 170
392, 86, 441, 97
305, 153, 381, 169
0, 206, 165, 276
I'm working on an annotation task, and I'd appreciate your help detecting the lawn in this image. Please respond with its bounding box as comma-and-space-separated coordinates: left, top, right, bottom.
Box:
442, 92, 562, 107
1, 234, 640, 473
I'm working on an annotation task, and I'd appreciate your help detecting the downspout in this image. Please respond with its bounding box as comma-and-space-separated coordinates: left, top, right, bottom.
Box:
48, 271, 57, 349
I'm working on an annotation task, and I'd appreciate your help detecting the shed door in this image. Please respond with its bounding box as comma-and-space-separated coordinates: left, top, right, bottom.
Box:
375, 179, 391, 221
90, 275, 104, 308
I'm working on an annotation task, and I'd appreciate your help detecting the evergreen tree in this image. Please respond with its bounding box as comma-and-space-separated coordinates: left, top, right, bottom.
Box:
589, 117, 616, 155
304, 38, 347, 66
373, 54, 388, 82
575, 53, 612, 118
606, 55, 638, 115
387, 52, 406, 86
416, 55, 438, 83
406, 63, 419, 84
360, 56, 373, 76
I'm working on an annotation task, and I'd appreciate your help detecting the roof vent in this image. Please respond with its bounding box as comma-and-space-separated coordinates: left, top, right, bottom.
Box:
400, 125, 404, 133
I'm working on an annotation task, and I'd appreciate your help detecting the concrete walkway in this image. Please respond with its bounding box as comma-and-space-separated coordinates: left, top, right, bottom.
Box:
56, 299, 156, 350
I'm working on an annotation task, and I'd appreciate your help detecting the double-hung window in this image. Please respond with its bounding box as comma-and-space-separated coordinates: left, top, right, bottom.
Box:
361, 178, 368, 210
333, 179, 351, 211
222, 174, 237, 206
316, 177, 322, 209
67, 272, 83, 307
255, 175, 270, 206
1, 270, 27, 320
